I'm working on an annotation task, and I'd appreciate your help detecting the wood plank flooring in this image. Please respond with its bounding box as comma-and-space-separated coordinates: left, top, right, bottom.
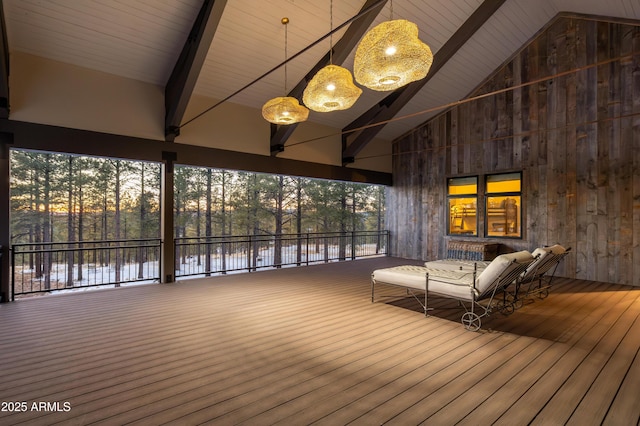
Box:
1, 256, 639, 425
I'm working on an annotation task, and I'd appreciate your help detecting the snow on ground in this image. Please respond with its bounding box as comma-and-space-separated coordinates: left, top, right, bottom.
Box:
13, 244, 386, 297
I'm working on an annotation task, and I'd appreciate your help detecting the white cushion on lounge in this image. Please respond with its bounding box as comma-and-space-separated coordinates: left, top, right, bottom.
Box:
532, 244, 566, 258
547, 244, 566, 254
525, 244, 566, 277
531, 247, 549, 261
424, 259, 491, 272
475, 250, 533, 294
373, 251, 533, 304
372, 265, 429, 291
425, 271, 476, 301
372, 265, 476, 300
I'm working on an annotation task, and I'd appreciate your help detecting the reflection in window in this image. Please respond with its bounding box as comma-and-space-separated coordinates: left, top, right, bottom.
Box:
486, 173, 522, 238
448, 177, 478, 236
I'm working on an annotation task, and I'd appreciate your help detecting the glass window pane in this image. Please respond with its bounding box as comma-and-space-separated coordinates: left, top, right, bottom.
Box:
449, 198, 477, 236
448, 177, 477, 195
486, 173, 521, 193
486, 196, 521, 237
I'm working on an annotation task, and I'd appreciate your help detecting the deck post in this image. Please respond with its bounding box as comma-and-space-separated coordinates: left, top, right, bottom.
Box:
161, 151, 176, 283
0, 132, 11, 302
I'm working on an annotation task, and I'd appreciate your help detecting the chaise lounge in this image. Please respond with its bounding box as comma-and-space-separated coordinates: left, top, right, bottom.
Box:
422, 244, 570, 306
371, 250, 535, 331
514, 244, 570, 303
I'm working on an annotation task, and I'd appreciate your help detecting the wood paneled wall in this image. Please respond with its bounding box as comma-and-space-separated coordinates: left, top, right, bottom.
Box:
387, 15, 640, 286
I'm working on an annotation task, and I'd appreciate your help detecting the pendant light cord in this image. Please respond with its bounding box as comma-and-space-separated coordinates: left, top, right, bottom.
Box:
284, 19, 288, 93
180, 0, 387, 129
329, 0, 333, 65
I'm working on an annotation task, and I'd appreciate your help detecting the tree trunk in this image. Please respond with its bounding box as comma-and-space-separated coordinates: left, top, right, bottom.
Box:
251, 176, 259, 271
205, 168, 212, 276
274, 175, 283, 268
77, 185, 84, 281
29, 168, 35, 271
221, 170, 227, 273
351, 185, 357, 260
175, 187, 181, 272
34, 167, 42, 279
102, 190, 108, 267
138, 163, 145, 279
43, 155, 51, 290
66, 157, 75, 287
114, 161, 121, 286
181, 201, 187, 265
339, 184, 347, 261
296, 178, 302, 266
196, 175, 201, 266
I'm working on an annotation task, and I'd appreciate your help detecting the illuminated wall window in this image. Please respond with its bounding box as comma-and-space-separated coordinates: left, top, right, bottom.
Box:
447, 176, 478, 236
485, 172, 522, 238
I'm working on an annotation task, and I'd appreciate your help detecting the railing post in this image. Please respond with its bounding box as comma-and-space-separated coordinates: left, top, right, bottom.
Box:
10, 246, 14, 301
160, 152, 176, 284
221, 239, 227, 274
385, 230, 390, 256
247, 235, 252, 272
306, 233, 310, 266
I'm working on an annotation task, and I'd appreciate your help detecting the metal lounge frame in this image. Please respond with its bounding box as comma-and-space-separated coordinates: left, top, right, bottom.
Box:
514, 247, 571, 304
450, 258, 532, 330
371, 256, 535, 331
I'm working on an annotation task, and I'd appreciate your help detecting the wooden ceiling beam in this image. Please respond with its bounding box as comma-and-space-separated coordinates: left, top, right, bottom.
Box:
1, 119, 391, 185
270, 0, 387, 155
165, 0, 227, 142
341, 0, 507, 164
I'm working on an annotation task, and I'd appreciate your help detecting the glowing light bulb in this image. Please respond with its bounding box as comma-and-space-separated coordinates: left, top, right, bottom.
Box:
380, 76, 400, 85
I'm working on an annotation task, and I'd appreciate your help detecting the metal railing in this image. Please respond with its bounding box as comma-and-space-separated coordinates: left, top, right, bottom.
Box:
9, 230, 389, 298
11, 239, 161, 299
175, 230, 389, 278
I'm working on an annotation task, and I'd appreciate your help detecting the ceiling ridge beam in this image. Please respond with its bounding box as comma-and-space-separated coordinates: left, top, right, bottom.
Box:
270, 0, 387, 156
0, 0, 10, 119
341, 0, 507, 164
165, 0, 227, 142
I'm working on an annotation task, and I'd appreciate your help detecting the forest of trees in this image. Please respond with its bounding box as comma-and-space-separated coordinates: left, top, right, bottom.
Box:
9, 150, 386, 291
10, 150, 385, 245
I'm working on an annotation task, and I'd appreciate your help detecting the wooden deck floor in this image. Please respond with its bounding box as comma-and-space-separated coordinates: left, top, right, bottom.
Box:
1, 256, 640, 425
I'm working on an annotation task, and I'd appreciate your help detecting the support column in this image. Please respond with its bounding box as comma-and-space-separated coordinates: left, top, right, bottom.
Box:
161, 151, 176, 283
0, 132, 12, 302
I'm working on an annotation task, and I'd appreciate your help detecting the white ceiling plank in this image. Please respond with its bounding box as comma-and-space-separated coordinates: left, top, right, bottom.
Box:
4, 0, 640, 147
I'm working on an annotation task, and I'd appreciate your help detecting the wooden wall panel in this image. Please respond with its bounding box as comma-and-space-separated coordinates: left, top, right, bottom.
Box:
389, 16, 640, 286
632, 27, 640, 292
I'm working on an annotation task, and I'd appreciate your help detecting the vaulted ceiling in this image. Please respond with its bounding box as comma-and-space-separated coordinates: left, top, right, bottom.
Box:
2, 0, 640, 167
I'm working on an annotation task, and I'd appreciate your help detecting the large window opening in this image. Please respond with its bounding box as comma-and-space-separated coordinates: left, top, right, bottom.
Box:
172, 166, 387, 277
8, 150, 387, 298
10, 150, 162, 296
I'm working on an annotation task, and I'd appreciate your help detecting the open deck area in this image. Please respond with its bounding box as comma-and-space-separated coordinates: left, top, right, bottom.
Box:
1, 257, 639, 425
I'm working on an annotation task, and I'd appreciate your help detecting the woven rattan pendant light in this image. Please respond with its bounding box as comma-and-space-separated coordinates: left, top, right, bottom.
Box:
303, 0, 362, 112
262, 18, 309, 125
354, 2, 433, 91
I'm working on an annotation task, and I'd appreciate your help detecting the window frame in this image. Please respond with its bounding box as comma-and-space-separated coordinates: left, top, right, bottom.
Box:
446, 176, 479, 237
484, 172, 523, 239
